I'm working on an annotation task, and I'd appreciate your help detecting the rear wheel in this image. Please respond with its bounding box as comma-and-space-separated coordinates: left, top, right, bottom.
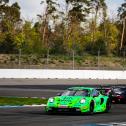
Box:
105, 99, 111, 113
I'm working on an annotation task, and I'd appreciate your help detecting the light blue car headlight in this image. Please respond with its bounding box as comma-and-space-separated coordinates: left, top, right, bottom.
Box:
49, 98, 54, 103
80, 99, 86, 104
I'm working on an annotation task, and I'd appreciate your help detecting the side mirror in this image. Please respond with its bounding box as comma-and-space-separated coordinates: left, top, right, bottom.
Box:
93, 94, 99, 97
56, 93, 62, 96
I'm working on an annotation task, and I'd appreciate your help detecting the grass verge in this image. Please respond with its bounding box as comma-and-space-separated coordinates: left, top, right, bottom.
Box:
0, 97, 48, 106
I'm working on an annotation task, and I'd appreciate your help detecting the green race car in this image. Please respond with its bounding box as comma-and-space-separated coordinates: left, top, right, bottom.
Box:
45, 87, 111, 114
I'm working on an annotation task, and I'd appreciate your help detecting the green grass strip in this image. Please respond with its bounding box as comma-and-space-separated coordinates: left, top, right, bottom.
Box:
0, 97, 48, 106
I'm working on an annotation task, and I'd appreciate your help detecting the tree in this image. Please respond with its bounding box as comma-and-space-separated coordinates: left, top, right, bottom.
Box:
99, 20, 119, 55
0, 1, 21, 54
0, 2, 20, 33
0, 0, 9, 31
118, 0, 126, 51
0, 33, 18, 53
15, 21, 45, 54
118, 0, 126, 19
90, 0, 107, 43
39, 0, 58, 48
63, 0, 91, 53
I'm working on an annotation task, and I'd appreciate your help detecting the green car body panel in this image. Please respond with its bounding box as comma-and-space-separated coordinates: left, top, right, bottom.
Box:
45, 87, 110, 113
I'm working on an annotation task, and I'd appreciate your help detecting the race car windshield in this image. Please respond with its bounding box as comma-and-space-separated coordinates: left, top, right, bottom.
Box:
61, 90, 76, 96
74, 90, 90, 96
61, 90, 90, 96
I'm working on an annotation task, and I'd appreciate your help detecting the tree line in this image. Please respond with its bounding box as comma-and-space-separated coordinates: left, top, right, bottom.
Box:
0, 0, 126, 56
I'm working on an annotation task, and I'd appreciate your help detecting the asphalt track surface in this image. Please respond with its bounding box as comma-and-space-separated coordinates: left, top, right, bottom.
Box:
0, 105, 126, 126
0, 79, 126, 126
0, 79, 126, 97
0, 79, 126, 85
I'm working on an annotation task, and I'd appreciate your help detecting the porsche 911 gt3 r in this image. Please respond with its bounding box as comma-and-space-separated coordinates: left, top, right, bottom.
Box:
45, 87, 111, 114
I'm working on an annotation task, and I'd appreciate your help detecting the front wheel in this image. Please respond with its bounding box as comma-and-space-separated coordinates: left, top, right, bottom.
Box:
105, 99, 111, 113
46, 110, 55, 115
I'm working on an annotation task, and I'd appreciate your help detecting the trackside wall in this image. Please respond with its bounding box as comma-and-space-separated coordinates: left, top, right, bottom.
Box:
0, 69, 126, 79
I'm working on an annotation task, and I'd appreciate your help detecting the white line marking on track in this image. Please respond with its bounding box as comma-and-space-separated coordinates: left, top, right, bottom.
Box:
0, 104, 46, 108
97, 122, 126, 126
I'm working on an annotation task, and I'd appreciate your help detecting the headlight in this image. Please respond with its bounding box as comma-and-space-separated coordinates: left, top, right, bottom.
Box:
49, 98, 54, 103
80, 99, 86, 104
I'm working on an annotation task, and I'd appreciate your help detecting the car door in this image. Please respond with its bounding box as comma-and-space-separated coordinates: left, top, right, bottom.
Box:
92, 89, 101, 112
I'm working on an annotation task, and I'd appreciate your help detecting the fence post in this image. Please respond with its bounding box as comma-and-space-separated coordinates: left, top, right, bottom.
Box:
123, 50, 125, 70
18, 49, 21, 68
72, 50, 75, 70
97, 49, 100, 70
46, 49, 49, 69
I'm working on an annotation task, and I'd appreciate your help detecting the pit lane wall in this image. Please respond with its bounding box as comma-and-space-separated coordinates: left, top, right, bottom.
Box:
0, 69, 126, 79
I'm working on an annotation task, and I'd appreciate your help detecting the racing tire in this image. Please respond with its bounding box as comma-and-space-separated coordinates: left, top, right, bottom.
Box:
89, 101, 94, 115
46, 111, 56, 115
46, 110, 53, 115
46, 110, 56, 115
105, 99, 111, 113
